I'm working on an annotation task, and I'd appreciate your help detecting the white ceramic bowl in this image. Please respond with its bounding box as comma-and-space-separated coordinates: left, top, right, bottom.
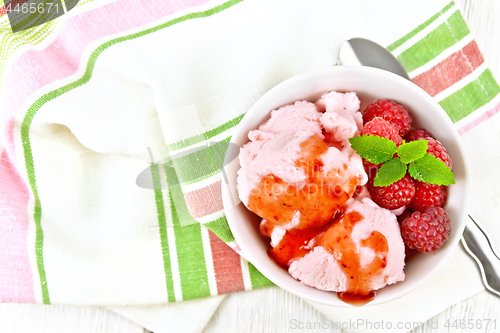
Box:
221, 66, 469, 306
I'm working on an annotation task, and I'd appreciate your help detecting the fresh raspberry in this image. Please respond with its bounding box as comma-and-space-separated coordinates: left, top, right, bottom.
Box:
367, 174, 415, 209
405, 128, 434, 142
363, 99, 412, 137
409, 181, 447, 212
361, 117, 403, 146
421, 138, 452, 169
400, 207, 451, 252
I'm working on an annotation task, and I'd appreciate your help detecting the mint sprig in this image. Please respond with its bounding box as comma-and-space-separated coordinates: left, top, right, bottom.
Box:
373, 157, 407, 186
348, 136, 455, 187
397, 140, 428, 163
349, 135, 396, 164
408, 154, 455, 185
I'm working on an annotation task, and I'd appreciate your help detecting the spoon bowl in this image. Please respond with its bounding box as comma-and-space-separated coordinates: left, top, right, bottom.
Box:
338, 38, 410, 80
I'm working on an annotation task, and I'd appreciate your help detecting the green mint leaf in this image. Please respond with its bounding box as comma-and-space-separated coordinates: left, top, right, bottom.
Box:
373, 158, 407, 187
397, 140, 428, 164
408, 153, 455, 185
348, 135, 397, 164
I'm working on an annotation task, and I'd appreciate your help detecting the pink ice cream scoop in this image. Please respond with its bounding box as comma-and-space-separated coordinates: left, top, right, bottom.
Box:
316, 91, 364, 143
237, 93, 367, 230
288, 198, 405, 296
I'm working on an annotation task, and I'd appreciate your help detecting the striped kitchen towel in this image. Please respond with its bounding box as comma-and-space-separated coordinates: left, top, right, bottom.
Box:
0, 0, 498, 309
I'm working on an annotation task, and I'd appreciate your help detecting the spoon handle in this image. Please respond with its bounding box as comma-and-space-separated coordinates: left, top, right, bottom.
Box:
461, 214, 500, 297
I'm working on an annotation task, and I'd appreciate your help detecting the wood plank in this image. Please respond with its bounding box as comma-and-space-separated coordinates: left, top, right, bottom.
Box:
0, 304, 146, 333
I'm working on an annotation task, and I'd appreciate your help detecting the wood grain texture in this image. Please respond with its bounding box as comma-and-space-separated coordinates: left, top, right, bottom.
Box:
417, 291, 500, 333
0, 1, 499, 333
204, 290, 500, 333
0, 304, 146, 333
204, 287, 336, 333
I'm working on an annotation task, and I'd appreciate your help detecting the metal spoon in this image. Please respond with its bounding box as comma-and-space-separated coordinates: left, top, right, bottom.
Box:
338, 37, 500, 297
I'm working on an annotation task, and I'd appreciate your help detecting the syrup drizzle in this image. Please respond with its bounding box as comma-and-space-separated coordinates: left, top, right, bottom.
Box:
249, 135, 387, 305
318, 211, 388, 304
265, 219, 334, 269
248, 136, 356, 230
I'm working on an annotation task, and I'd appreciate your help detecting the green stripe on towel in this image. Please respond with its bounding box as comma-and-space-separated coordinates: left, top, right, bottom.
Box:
397, 10, 469, 73
166, 165, 211, 300
204, 216, 235, 243
439, 69, 500, 122
20, 114, 50, 304
150, 163, 176, 302
168, 113, 244, 152
387, 1, 454, 51
248, 262, 274, 289
171, 138, 231, 185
